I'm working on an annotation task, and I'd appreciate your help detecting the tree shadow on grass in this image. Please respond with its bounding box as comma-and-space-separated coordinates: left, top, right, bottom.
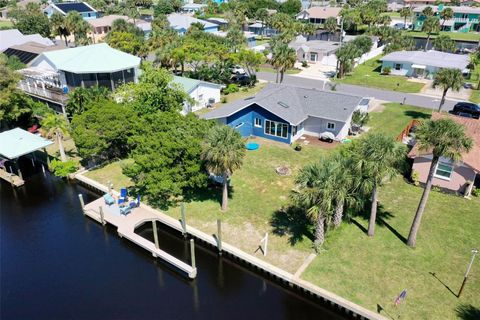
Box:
270, 206, 314, 246
456, 304, 480, 320
183, 183, 234, 208
350, 203, 408, 244
404, 110, 430, 120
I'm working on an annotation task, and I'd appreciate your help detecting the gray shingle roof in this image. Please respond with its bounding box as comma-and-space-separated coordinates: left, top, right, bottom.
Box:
203, 83, 362, 125
381, 50, 470, 70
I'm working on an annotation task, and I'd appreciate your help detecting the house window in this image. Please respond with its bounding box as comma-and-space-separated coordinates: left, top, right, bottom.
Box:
292, 125, 298, 137
235, 122, 244, 128
310, 53, 317, 62
265, 120, 288, 139
198, 94, 204, 101
394, 63, 402, 70
326, 122, 335, 130
254, 118, 262, 127
434, 161, 454, 180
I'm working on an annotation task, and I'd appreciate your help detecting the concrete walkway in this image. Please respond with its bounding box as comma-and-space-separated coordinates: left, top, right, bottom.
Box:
257, 72, 459, 111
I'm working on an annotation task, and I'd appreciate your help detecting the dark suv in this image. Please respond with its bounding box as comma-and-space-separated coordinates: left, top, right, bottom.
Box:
452, 102, 480, 119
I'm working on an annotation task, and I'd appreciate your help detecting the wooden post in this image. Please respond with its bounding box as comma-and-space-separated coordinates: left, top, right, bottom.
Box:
17, 169, 23, 181
78, 194, 85, 213
44, 148, 50, 166
217, 219, 222, 253
181, 202, 187, 237
263, 233, 268, 256
152, 220, 160, 250
31, 157, 35, 167
99, 206, 105, 226
42, 163, 46, 175
190, 239, 196, 269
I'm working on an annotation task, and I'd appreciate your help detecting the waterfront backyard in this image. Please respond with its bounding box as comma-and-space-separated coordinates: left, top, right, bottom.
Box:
82, 103, 480, 318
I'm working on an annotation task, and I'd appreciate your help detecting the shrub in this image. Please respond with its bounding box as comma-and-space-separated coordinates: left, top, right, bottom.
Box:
293, 143, 302, 151
432, 185, 442, 193
301, 61, 308, 68
221, 96, 228, 103
49, 159, 78, 178
223, 84, 239, 95
382, 66, 391, 75
411, 170, 420, 186
471, 186, 478, 197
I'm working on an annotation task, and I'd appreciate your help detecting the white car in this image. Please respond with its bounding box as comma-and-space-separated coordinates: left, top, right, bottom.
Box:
232, 65, 246, 75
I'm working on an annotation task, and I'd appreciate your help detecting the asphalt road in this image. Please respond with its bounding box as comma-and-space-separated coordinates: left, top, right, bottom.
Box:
257, 72, 458, 111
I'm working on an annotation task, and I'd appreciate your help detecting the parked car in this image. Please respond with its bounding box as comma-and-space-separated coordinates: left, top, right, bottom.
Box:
452, 102, 480, 119
456, 112, 474, 119
231, 74, 251, 86
231, 65, 246, 75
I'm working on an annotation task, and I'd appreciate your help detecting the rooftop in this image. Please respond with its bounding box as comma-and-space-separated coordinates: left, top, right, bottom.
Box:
172, 76, 221, 93
297, 7, 342, 19
167, 13, 218, 31
52, 2, 96, 14
0, 128, 53, 160
32, 43, 141, 74
88, 14, 149, 28
381, 50, 470, 71
3, 41, 66, 64
290, 38, 341, 53
413, 5, 480, 14
0, 29, 54, 52
408, 113, 480, 172
203, 83, 362, 125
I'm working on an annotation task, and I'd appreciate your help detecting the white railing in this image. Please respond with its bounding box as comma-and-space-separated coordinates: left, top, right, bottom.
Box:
18, 80, 68, 105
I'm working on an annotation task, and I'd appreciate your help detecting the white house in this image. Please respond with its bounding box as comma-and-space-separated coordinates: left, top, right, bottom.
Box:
172, 76, 222, 113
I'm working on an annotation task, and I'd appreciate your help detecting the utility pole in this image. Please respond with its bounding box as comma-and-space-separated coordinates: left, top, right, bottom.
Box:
458, 248, 478, 297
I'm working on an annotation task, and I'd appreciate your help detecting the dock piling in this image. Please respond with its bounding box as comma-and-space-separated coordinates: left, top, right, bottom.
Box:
31, 158, 35, 167
181, 203, 187, 237
152, 220, 160, 250
217, 219, 222, 254
99, 206, 105, 225
18, 169, 23, 180
190, 239, 196, 269
42, 163, 46, 175
78, 194, 85, 212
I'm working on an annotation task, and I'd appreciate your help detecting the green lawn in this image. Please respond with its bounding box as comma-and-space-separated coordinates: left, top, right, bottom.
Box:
84, 159, 134, 189
368, 103, 432, 138
471, 90, 480, 104
405, 30, 480, 42
0, 20, 13, 28
335, 56, 425, 93
302, 177, 480, 319
468, 58, 480, 104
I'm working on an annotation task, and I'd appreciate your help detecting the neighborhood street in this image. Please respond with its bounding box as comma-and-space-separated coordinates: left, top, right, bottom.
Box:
257, 72, 458, 111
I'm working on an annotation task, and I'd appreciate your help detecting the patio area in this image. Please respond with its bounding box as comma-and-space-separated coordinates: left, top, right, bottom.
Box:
296, 135, 341, 149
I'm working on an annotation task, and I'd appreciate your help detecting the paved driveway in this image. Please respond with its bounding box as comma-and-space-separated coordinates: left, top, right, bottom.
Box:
257, 72, 458, 111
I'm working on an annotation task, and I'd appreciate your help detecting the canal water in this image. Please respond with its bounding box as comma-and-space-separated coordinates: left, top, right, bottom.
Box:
0, 171, 348, 319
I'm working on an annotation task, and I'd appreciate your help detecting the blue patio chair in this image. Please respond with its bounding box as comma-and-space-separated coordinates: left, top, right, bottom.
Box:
118, 188, 128, 204
119, 205, 131, 216
103, 193, 115, 206
129, 195, 141, 209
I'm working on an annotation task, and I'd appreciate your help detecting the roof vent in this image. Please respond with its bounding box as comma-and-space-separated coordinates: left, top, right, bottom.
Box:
244, 96, 255, 100
304, 95, 308, 98
278, 101, 289, 108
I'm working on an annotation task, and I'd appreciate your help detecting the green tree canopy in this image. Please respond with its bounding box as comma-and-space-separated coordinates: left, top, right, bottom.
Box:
432, 68, 463, 112
279, 0, 301, 16
106, 30, 144, 55
433, 34, 456, 53
10, 2, 50, 37
125, 112, 214, 208
116, 63, 188, 114
71, 101, 138, 163
67, 86, 110, 116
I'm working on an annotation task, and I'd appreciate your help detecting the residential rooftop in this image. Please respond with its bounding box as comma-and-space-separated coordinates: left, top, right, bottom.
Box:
52, 2, 96, 14
413, 5, 480, 14
3, 41, 66, 64
297, 6, 342, 19
409, 113, 480, 171
31, 43, 140, 73
203, 83, 362, 125
0, 29, 54, 52
381, 50, 470, 71
167, 13, 217, 31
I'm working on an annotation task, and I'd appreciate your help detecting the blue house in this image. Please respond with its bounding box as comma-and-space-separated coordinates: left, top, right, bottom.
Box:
167, 13, 219, 35
44, 2, 98, 20
203, 84, 364, 144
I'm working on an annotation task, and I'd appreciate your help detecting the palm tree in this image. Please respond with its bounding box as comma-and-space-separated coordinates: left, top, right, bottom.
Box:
433, 68, 463, 112
65, 11, 91, 46
422, 6, 434, 17
41, 114, 69, 162
350, 133, 406, 237
439, 7, 454, 30
433, 34, 456, 53
50, 12, 69, 46
335, 42, 361, 79
324, 17, 337, 41
202, 125, 246, 212
292, 161, 335, 249
399, 7, 412, 29
255, 8, 269, 36
406, 118, 473, 247
270, 43, 296, 83
422, 16, 440, 51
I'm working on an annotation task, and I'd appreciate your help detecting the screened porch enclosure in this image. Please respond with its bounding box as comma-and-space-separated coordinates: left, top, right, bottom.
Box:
64, 68, 135, 90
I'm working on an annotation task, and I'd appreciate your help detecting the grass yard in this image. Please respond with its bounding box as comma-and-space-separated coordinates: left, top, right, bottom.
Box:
335, 56, 425, 93
471, 90, 480, 104
368, 103, 432, 138
84, 159, 134, 189
405, 30, 480, 42
302, 177, 480, 319
0, 20, 13, 28
468, 58, 480, 104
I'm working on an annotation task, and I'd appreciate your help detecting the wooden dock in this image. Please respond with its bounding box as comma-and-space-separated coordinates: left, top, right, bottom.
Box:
0, 168, 24, 187
83, 197, 197, 279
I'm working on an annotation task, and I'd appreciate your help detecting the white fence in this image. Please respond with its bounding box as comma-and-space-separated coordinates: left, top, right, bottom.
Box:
320, 45, 385, 68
